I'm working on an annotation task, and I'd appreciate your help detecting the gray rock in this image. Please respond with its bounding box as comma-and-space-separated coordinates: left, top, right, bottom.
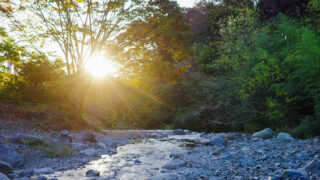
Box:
14, 177, 31, 180
15, 169, 34, 177
0, 141, 24, 167
80, 149, 99, 157
313, 136, 320, 143
303, 159, 320, 172
114, 139, 130, 147
0, 160, 13, 175
8, 134, 44, 145
35, 176, 47, 180
277, 132, 294, 140
70, 131, 96, 143
169, 153, 184, 159
282, 169, 309, 179
60, 130, 70, 136
7, 173, 17, 179
252, 128, 273, 139
34, 168, 54, 175
147, 173, 181, 180
209, 177, 225, 180
97, 142, 107, 149
86, 169, 100, 177
174, 129, 185, 135
207, 137, 227, 146
72, 143, 89, 151
162, 160, 186, 170
237, 156, 254, 166
0, 173, 10, 180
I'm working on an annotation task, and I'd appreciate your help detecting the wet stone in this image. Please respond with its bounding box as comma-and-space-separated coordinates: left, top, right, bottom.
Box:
86, 169, 100, 177
162, 160, 187, 170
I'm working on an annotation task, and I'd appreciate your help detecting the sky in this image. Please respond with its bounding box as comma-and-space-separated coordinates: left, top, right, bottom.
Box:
176, 0, 198, 7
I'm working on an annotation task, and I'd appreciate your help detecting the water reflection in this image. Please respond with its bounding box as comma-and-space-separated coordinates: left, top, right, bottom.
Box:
47, 133, 206, 180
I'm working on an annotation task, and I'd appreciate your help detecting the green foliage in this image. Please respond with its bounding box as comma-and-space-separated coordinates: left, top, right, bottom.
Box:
3, 58, 65, 103
34, 141, 74, 158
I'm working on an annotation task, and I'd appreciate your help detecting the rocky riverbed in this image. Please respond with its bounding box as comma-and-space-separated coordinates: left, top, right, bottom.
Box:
0, 119, 319, 180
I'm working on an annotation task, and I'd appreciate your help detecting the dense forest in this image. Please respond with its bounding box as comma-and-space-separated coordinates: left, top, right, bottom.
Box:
0, 0, 319, 138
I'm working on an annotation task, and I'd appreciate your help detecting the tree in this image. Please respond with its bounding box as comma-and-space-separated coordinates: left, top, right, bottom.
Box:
258, 0, 310, 21
28, 0, 144, 75
115, 0, 192, 83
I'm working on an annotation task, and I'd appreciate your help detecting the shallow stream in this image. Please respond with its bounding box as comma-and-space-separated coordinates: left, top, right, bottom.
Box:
47, 133, 207, 180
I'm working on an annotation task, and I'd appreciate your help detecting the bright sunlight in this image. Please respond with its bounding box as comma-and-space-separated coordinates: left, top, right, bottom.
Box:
86, 56, 119, 78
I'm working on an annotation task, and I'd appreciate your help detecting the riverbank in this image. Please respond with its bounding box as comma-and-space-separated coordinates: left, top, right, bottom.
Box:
0, 119, 319, 180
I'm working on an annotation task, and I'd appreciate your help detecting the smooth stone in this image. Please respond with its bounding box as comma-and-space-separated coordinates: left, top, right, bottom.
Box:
0, 141, 24, 167
237, 156, 254, 166
147, 173, 180, 180
169, 153, 184, 159
207, 137, 227, 146
252, 128, 273, 139
277, 132, 294, 140
34, 168, 54, 175
35, 175, 47, 180
8, 134, 44, 145
60, 130, 70, 136
174, 129, 186, 135
80, 149, 99, 157
282, 169, 309, 179
0, 173, 10, 180
7, 173, 17, 178
162, 160, 186, 170
15, 169, 34, 177
209, 177, 225, 180
0, 160, 13, 175
72, 143, 89, 151
86, 169, 100, 177
97, 142, 107, 149
112, 139, 130, 147
70, 131, 96, 143
303, 158, 320, 172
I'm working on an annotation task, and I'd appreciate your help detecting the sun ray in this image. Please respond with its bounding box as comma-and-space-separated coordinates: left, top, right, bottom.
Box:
86, 56, 119, 78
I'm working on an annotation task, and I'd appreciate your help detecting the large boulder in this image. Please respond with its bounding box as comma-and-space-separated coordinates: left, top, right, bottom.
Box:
252, 128, 273, 139
0, 172, 10, 180
0, 141, 23, 167
277, 132, 294, 140
0, 160, 13, 175
8, 134, 44, 145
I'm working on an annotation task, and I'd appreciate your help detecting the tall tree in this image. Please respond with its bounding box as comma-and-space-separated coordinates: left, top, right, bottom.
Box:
115, 0, 192, 83
29, 0, 144, 75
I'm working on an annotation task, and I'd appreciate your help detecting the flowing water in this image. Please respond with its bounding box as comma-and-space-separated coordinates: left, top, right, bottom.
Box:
47, 133, 207, 180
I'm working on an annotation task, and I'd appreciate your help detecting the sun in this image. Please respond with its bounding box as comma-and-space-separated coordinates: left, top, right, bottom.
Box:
85, 56, 119, 78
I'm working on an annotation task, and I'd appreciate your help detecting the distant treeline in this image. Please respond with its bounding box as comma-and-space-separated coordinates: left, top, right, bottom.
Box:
0, 0, 319, 137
